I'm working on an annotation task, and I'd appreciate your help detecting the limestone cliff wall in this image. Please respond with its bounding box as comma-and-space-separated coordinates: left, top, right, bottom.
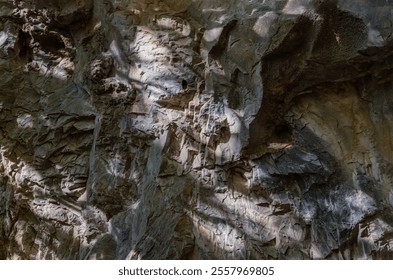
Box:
1, 0, 393, 259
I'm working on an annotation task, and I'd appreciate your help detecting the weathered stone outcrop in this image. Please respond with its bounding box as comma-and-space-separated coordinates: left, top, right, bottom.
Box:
1, 0, 393, 259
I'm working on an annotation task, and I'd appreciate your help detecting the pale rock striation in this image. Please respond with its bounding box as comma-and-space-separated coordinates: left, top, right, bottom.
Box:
1, 0, 393, 259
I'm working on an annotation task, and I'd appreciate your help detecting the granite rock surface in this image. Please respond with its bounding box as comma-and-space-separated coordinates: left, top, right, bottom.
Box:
1, 0, 393, 259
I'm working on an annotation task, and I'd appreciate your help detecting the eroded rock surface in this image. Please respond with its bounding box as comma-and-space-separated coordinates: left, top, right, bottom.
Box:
1, 0, 393, 259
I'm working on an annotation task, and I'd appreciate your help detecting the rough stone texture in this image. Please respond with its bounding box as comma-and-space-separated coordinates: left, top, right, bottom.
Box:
1, 0, 393, 260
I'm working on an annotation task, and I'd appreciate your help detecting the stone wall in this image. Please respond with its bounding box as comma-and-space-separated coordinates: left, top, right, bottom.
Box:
1, 0, 393, 259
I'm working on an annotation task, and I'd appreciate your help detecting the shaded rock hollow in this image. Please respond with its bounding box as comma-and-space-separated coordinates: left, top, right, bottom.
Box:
1, 0, 393, 259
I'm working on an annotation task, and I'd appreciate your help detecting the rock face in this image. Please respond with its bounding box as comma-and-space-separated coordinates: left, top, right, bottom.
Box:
1, 0, 393, 260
